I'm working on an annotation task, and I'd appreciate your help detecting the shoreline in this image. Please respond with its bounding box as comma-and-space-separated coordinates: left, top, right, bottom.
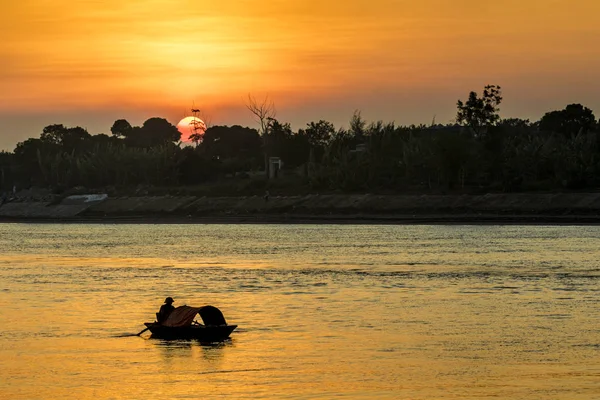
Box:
2, 213, 600, 225
2, 193, 600, 225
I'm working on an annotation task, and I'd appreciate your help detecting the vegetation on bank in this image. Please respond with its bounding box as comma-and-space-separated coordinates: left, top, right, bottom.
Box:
1, 86, 599, 197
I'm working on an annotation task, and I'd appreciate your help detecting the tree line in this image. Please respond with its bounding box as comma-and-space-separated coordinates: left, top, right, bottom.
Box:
1, 85, 599, 195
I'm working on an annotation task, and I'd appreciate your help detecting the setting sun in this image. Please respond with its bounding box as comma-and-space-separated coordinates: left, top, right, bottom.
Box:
177, 116, 206, 143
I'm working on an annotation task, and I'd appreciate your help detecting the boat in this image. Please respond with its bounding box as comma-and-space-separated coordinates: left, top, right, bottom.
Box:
144, 305, 237, 341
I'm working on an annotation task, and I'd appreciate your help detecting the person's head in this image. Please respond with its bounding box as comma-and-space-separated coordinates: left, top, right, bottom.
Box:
164, 297, 174, 304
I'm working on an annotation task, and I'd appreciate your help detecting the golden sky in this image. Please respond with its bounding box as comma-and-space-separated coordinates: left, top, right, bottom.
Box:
1, 0, 599, 149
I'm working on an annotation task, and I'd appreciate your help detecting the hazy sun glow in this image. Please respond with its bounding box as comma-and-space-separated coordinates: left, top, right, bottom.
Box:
177, 117, 206, 142
1, 0, 600, 150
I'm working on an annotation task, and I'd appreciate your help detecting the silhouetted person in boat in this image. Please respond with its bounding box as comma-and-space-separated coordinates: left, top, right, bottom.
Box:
157, 297, 175, 324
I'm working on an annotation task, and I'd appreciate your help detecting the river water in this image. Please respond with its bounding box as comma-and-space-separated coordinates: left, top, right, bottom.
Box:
0, 223, 599, 399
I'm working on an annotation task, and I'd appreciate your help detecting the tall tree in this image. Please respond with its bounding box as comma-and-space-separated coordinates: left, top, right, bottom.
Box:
349, 110, 367, 141
299, 120, 336, 164
456, 85, 502, 136
142, 118, 181, 144
302, 120, 335, 148
246, 94, 276, 178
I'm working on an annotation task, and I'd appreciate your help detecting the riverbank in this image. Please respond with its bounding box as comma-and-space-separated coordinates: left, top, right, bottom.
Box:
2, 215, 600, 225
1, 192, 600, 224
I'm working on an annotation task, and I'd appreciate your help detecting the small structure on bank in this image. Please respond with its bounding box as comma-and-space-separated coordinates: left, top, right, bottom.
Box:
269, 157, 284, 179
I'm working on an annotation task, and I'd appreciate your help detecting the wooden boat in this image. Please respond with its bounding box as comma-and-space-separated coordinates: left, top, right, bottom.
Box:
144, 322, 237, 341
144, 305, 237, 341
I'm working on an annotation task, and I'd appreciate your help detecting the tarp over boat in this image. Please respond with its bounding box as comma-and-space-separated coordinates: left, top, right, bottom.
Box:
162, 305, 228, 328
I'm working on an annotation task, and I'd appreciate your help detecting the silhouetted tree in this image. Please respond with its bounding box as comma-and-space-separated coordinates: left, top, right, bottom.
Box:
40, 124, 91, 152
245, 94, 276, 178
349, 110, 367, 142
265, 119, 309, 168
298, 120, 336, 165
301, 120, 335, 148
142, 118, 181, 143
200, 125, 261, 164
457, 85, 502, 136
13, 138, 59, 186
124, 118, 180, 148
110, 119, 133, 138
266, 119, 292, 157
539, 104, 596, 138
39, 124, 65, 144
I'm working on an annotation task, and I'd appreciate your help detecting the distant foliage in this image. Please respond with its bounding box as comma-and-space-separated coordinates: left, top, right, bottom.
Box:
4, 89, 600, 194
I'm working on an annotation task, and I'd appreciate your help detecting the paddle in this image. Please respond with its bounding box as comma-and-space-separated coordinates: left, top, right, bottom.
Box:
136, 327, 150, 336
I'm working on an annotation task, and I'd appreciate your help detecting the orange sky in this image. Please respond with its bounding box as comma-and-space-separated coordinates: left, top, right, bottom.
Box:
1, 0, 599, 149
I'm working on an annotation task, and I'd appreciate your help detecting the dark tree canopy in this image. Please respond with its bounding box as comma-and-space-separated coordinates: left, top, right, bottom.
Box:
267, 119, 293, 157
301, 120, 335, 148
457, 85, 502, 135
39, 124, 66, 144
349, 111, 367, 140
141, 117, 181, 144
39, 124, 91, 154
266, 119, 309, 168
539, 104, 596, 137
200, 125, 261, 160
40, 124, 91, 146
110, 119, 133, 138
498, 118, 531, 129
121, 118, 180, 147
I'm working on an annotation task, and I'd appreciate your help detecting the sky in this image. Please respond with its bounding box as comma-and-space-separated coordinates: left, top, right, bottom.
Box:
1, 0, 599, 150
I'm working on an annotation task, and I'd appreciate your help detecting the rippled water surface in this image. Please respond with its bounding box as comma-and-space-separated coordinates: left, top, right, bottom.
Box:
1, 223, 599, 399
